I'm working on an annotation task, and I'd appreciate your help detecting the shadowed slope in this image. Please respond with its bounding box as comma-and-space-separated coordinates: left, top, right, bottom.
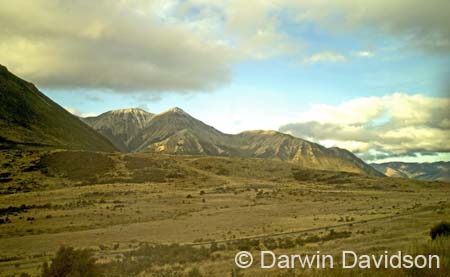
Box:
0, 65, 116, 152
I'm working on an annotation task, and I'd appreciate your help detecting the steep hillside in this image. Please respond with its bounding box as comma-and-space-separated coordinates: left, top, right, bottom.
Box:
0, 65, 117, 152
123, 108, 382, 176
371, 161, 450, 182
83, 108, 154, 151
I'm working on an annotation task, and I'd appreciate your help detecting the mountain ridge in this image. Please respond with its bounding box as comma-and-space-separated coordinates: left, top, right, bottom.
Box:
371, 161, 449, 182
84, 107, 382, 176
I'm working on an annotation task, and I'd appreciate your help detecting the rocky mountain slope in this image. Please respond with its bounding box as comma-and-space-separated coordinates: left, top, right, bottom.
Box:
371, 161, 450, 182
83, 108, 154, 151
85, 107, 382, 176
0, 65, 117, 152
230, 130, 381, 175
128, 107, 235, 154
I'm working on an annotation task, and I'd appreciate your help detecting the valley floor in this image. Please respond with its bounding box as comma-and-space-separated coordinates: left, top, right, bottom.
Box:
0, 150, 449, 276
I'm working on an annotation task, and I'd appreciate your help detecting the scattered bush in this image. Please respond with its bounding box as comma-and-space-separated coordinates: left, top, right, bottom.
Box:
0, 217, 11, 224
263, 238, 277, 250
216, 168, 230, 176
42, 246, 101, 277
187, 267, 203, 277
430, 222, 450, 240
104, 243, 211, 275
0, 204, 29, 216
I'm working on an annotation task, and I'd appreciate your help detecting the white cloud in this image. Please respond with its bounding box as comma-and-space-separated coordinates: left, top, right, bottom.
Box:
0, 0, 234, 92
303, 51, 346, 65
279, 93, 450, 162
354, 51, 374, 58
320, 139, 371, 153
296, 96, 385, 124
1, 0, 448, 94
185, 0, 450, 55
180, 0, 304, 60
0, 0, 307, 93
289, 0, 450, 54
64, 107, 97, 118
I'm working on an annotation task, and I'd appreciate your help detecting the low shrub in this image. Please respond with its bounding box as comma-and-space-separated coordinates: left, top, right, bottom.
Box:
42, 246, 101, 277
430, 222, 450, 240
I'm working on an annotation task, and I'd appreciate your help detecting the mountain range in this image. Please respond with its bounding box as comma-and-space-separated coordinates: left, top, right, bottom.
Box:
82, 107, 382, 176
3, 63, 448, 181
371, 162, 450, 182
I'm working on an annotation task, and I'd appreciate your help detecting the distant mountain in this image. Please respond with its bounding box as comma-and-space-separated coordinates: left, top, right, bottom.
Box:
231, 130, 382, 176
84, 107, 382, 176
83, 108, 154, 151
371, 161, 450, 182
0, 65, 117, 152
128, 107, 235, 154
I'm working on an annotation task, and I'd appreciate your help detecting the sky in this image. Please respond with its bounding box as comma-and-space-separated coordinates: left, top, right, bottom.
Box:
1, 0, 449, 163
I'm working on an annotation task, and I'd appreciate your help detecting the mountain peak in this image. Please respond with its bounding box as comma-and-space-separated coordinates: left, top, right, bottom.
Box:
158, 107, 189, 116
168, 107, 186, 113
240, 130, 280, 135
109, 108, 150, 115
83, 108, 155, 152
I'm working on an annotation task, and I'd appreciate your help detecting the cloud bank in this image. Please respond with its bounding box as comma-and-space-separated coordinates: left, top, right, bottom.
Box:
290, 0, 450, 54
1, 0, 448, 93
279, 93, 450, 161
0, 1, 234, 92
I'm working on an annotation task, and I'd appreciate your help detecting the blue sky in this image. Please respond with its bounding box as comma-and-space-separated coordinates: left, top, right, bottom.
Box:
1, 0, 449, 162
47, 45, 448, 130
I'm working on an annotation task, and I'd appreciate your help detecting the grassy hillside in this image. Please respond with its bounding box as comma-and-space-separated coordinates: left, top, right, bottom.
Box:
0, 65, 116, 152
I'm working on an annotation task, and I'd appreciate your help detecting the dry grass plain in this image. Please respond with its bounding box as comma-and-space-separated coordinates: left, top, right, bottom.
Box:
0, 150, 449, 276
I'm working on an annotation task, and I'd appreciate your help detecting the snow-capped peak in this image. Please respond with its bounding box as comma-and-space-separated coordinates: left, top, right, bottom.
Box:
110, 108, 149, 115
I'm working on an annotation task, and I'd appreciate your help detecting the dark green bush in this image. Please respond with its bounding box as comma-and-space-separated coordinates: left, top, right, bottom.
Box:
263, 238, 278, 250
41, 246, 101, 277
430, 221, 450, 240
